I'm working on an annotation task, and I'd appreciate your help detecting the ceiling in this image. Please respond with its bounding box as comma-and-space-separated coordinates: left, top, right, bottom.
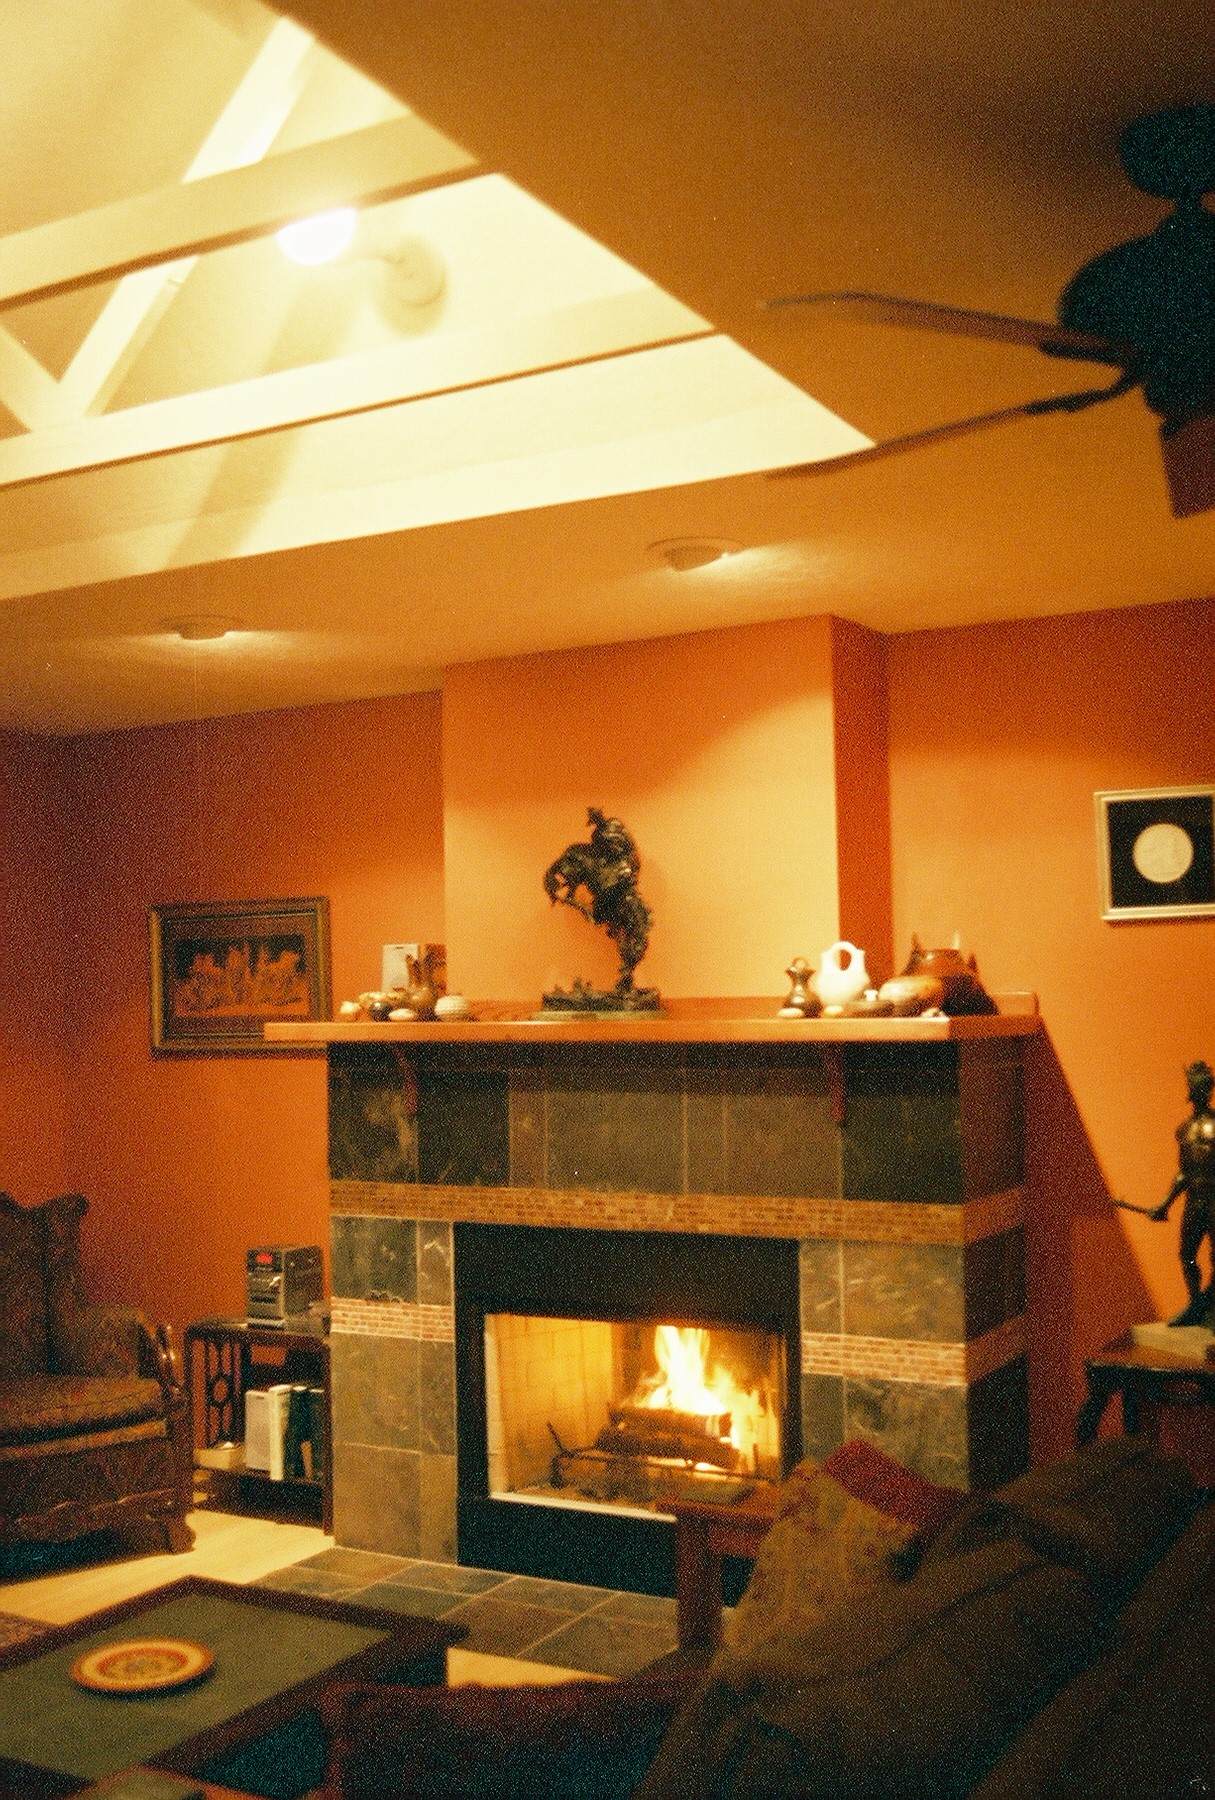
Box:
1, 0, 1212, 734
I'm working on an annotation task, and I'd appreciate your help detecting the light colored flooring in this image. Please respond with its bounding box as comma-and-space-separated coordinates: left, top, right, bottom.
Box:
0, 1510, 601, 1688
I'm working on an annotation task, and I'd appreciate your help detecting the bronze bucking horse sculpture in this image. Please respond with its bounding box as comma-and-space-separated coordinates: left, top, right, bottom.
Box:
542, 807, 659, 1011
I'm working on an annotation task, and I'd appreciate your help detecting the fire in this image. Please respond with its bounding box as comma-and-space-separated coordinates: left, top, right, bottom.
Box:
639, 1325, 764, 1462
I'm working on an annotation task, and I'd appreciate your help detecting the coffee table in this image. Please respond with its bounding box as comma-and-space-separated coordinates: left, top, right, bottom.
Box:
0, 1576, 463, 1798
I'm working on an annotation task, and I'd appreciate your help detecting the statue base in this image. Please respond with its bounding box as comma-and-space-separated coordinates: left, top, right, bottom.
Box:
537, 978, 662, 1020
1130, 1320, 1215, 1363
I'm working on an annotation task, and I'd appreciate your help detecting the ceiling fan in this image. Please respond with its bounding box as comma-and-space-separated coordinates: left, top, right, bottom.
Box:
767, 105, 1215, 518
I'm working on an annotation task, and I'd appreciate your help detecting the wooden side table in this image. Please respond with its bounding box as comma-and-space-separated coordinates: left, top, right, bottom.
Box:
1077, 1332, 1215, 1447
667, 1484, 782, 1654
185, 1317, 332, 1532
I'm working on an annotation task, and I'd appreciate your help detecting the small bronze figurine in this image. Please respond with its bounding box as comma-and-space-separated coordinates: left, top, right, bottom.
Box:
1150, 1059, 1215, 1327
541, 808, 660, 1013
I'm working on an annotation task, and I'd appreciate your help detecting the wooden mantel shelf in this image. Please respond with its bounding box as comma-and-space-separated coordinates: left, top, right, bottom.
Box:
265, 994, 1039, 1047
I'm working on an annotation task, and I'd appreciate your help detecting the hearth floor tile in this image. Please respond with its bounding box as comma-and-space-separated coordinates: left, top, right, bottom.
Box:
521, 1610, 679, 1679
343, 1579, 472, 1619
439, 1595, 576, 1658
252, 1557, 681, 1675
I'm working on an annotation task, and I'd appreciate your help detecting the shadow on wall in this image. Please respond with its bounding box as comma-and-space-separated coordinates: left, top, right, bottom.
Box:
1023, 1032, 1156, 1465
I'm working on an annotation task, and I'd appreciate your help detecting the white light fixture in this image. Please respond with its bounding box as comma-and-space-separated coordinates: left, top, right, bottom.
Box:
276, 207, 359, 266
165, 615, 239, 641
649, 537, 742, 572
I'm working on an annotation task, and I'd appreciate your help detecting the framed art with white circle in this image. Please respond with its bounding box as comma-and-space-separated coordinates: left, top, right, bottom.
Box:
1096, 787, 1215, 920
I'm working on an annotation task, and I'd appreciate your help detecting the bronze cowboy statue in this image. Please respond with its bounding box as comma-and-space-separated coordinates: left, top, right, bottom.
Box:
542, 808, 660, 1013
1113, 1058, 1215, 1327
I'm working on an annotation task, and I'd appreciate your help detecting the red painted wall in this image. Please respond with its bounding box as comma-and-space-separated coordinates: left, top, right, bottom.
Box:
888, 597, 1215, 1463
58, 692, 444, 1345
10, 596, 1209, 1472
0, 732, 69, 1206
442, 615, 887, 1002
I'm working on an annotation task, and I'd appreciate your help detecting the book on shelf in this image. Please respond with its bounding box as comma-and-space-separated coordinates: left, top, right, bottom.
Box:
245, 1382, 326, 1481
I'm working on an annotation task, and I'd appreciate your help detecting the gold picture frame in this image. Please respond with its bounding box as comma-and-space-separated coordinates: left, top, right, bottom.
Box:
1095, 787, 1215, 921
150, 897, 331, 1052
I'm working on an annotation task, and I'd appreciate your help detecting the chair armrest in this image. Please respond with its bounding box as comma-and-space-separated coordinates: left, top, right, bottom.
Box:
55, 1305, 184, 1394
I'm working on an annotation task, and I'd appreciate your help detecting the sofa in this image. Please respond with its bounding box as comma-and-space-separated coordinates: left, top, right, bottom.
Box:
0, 1192, 193, 1554
318, 1435, 1213, 1799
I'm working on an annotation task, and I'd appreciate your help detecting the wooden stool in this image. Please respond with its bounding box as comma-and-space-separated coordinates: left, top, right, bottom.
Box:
667, 1485, 782, 1654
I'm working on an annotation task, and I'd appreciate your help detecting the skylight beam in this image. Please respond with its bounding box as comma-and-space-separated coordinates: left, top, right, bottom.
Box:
0, 290, 714, 492
0, 113, 477, 311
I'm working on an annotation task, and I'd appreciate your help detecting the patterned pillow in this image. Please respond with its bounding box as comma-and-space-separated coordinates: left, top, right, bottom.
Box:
722, 1461, 917, 1658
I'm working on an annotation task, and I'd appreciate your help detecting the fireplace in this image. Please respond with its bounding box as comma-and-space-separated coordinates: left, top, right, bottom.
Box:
305, 1011, 1036, 1590
454, 1223, 799, 1591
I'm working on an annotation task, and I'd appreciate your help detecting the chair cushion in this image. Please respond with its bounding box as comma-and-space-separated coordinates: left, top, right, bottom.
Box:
635, 1539, 1104, 1800
0, 1374, 165, 1447
321, 1674, 695, 1799
0, 1196, 48, 1379
720, 1461, 917, 1658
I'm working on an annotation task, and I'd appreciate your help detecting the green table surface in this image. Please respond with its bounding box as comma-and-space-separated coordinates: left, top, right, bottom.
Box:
0, 1590, 389, 1783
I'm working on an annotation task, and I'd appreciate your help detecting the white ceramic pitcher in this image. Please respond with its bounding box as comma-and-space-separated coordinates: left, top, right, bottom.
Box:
812, 941, 870, 1009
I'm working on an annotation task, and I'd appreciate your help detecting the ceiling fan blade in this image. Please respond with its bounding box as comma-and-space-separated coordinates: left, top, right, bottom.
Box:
765, 291, 1128, 364
1160, 414, 1215, 519
769, 372, 1136, 480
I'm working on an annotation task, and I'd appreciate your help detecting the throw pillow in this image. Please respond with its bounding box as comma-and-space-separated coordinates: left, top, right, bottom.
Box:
320, 1673, 695, 1800
721, 1461, 917, 1658
822, 1437, 969, 1541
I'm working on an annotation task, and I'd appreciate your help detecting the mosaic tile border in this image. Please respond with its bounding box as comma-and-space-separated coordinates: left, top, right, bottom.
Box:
331, 1297, 455, 1342
802, 1313, 1027, 1387
331, 1181, 1023, 1246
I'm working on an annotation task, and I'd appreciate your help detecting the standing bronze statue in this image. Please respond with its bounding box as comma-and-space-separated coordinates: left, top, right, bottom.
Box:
1151, 1059, 1215, 1326
1115, 1059, 1215, 1326
541, 808, 660, 1013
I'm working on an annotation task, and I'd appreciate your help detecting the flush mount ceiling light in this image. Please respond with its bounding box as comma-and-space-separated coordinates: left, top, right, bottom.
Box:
276, 206, 359, 266
164, 615, 239, 641
649, 537, 742, 572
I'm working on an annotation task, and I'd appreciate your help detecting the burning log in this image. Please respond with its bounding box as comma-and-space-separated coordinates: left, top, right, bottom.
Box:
594, 1403, 741, 1472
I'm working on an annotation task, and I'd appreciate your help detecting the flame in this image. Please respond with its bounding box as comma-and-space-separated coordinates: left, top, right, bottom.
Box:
639, 1325, 767, 1463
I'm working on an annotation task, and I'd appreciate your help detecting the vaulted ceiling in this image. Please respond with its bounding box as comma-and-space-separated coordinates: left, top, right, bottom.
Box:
2, 0, 1212, 733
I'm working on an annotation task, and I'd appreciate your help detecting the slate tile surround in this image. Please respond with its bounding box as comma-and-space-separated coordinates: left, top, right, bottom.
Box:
326, 1035, 1029, 1568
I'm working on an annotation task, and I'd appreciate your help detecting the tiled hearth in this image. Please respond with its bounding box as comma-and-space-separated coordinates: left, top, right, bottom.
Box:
319, 1023, 1033, 1578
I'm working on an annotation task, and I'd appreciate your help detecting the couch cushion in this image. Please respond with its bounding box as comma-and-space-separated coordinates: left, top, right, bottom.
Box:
320, 1673, 695, 1800
923, 1437, 1198, 1600
635, 1538, 1104, 1800
0, 1374, 165, 1447
0, 1196, 48, 1380
721, 1461, 917, 1659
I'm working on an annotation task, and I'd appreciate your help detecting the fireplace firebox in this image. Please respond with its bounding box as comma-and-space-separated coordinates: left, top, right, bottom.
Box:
455, 1224, 800, 1594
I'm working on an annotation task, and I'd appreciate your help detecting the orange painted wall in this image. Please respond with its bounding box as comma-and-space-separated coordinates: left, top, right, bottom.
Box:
442, 615, 888, 1001
58, 692, 444, 1347
888, 597, 1215, 1463
0, 732, 69, 1205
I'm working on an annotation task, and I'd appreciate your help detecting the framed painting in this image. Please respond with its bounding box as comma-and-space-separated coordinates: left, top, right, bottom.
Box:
1095, 787, 1215, 921
150, 897, 331, 1052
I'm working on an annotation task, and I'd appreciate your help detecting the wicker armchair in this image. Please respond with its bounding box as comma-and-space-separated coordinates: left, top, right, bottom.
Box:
0, 1192, 193, 1553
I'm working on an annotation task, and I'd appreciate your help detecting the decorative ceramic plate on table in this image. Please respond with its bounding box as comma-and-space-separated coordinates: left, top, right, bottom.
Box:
70, 1638, 213, 1694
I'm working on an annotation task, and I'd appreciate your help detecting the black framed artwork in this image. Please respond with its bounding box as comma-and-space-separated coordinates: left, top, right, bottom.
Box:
1095, 787, 1215, 920
150, 896, 331, 1051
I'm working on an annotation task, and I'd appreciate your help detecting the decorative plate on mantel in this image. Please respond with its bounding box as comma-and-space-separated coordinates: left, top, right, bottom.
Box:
70, 1638, 213, 1694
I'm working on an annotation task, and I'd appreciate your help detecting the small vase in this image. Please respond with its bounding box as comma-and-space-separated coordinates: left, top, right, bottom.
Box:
812, 941, 870, 1009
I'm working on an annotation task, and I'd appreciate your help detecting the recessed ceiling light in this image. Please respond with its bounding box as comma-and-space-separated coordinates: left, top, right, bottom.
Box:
276, 207, 358, 266
165, 615, 239, 641
649, 537, 742, 572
